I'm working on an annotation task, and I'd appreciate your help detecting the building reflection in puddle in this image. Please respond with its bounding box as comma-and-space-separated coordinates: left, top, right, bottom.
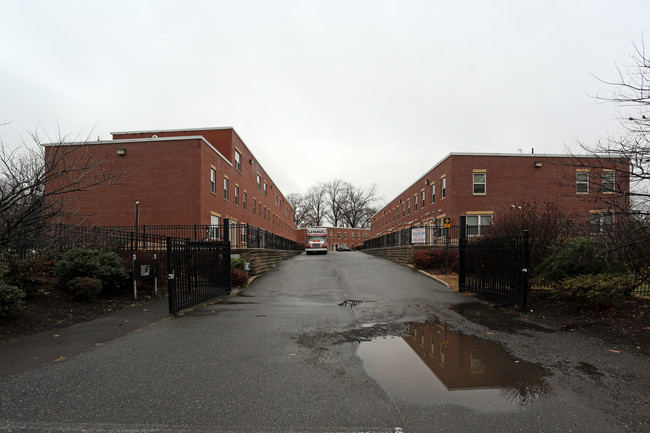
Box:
357, 320, 549, 412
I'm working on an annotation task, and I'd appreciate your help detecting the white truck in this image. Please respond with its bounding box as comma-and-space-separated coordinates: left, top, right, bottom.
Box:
305, 227, 329, 255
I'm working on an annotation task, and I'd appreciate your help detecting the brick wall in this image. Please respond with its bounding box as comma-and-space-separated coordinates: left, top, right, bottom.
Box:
45, 128, 298, 241
371, 153, 630, 238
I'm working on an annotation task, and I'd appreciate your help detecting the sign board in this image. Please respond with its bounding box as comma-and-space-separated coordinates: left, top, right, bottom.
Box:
443, 217, 451, 228
306, 227, 328, 236
411, 227, 426, 244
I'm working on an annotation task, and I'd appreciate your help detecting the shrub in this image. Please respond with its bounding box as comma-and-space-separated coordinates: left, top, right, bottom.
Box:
412, 250, 443, 269
231, 257, 246, 270
412, 249, 457, 273
54, 248, 128, 296
550, 273, 637, 306
0, 281, 25, 318
68, 277, 103, 301
231, 269, 248, 287
4, 254, 53, 297
534, 237, 608, 284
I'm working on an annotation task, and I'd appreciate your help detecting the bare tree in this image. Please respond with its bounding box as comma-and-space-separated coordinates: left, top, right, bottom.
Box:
0, 127, 120, 254
340, 183, 379, 228
304, 182, 328, 227
324, 179, 349, 227
286, 192, 310, 228
577, 39, 650, 217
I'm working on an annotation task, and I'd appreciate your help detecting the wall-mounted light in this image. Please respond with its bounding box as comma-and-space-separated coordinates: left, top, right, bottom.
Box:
534, 161, 542, 168
117, 148, 126, 156
425, 179, 430, 185
249, 159, 254, 164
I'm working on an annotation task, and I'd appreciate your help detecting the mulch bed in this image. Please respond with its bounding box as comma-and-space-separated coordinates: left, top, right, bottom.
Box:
424, 269, 649, 357
522, 290, 650, 357
0, 287, 164, 344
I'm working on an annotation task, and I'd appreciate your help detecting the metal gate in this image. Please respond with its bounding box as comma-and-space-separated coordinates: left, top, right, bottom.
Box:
166, 238, 231, 313
458, 216, 530, 308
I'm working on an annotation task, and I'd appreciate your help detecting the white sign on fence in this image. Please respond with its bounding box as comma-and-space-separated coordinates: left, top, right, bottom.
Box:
412, 227, 426, 244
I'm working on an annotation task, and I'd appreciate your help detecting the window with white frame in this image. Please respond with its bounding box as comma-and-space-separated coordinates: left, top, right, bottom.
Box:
210, 168, 216, 194
576, 171, 589, 193
441, 177, 446, 199
243, 192, 247, 210
466, 214, 493, 236
407, 199, 411, 214
264, 182, 268, 196
421, 191, 425, 208
257, 174, 261, 190
223, 177, 229, 200
235, 149, 242, 171
602, 171, 615, 193
431, 183, 435, 203
234, 185, 239, 206
209, 214, 221, 240
473, 172, 486, 194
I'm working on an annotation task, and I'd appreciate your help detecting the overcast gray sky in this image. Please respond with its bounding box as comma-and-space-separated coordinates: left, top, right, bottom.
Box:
1, 0, 648, 203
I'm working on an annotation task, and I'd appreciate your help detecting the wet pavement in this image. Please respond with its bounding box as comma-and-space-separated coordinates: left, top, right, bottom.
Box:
0, 251, 648, 432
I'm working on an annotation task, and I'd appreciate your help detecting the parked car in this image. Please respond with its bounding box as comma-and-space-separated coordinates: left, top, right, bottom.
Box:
337, 245, 351, 252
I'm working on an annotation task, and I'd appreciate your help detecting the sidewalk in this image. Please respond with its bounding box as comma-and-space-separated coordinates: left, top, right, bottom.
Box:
0, 296, 171, 378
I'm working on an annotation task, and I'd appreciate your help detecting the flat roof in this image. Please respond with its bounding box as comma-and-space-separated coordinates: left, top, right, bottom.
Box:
110, 126, 235, 135
42, 135, 232, 166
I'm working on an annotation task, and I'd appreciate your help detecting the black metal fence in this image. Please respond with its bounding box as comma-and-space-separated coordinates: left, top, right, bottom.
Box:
364, 225, 464, 249
459, 218, 530, 308
102, 224, 298, 250
167, 238, 231, 314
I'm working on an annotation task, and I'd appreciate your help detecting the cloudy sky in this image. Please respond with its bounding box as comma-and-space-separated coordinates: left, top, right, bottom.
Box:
1, 0, 648, 203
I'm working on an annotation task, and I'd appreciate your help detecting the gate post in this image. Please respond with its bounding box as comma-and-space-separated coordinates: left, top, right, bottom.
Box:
458, 216, 467, 292
224, 219, 230, 243
519, 230, 530, 308
166, 236, 177, 314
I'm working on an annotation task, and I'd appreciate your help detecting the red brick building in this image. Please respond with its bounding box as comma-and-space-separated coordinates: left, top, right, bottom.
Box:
45, 127, 297, 241
297, 227, 371, 250
370, 153, 630, 238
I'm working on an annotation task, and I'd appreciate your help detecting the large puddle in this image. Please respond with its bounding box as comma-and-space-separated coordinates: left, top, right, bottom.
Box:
357, 320, 549, 412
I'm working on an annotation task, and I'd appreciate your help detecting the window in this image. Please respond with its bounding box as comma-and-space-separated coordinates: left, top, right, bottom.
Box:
264, 182, 268, 196
602, 171, 615, 193
577, 171, 589, 193
234, 185, 239, 206
441, 177, 446, 199
466, 214, 493, 236
431, 183, 435, 203
414, 194, 418, 211
590, 212, 615, 235
209, 214, 221, 240
337, 233, 341, 239
275, 195, 278, 206
243, 192, 247, 210
253, 199, 257, 215
407, 199, 411, 215
258, 203, 262, 216
344, 233, 347, 239
257, 174, 261, 190
210, 168, 216, 194
473, 172, 486, 194
421, 191, 425, 209
402, 203, 405, 216
240, 225, 246, 243
235, 149, 242, 171
223, 177, 229, 200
